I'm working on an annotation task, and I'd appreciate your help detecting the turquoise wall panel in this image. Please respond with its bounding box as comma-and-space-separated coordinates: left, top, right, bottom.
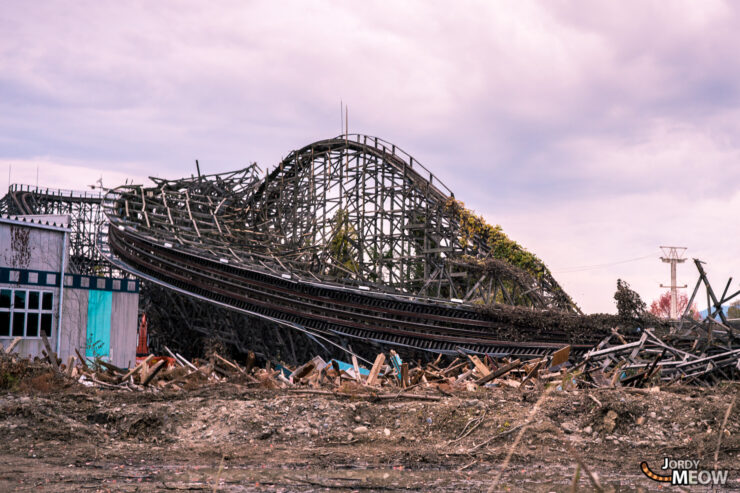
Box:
86, 290, 112, 359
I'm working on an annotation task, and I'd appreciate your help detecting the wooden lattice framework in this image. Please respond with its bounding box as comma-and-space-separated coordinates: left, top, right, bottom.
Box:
1, 184, 109, 276
103, 134, 577, 312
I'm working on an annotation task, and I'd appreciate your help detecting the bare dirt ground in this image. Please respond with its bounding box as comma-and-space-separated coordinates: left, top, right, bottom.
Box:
0, 379, 739, 492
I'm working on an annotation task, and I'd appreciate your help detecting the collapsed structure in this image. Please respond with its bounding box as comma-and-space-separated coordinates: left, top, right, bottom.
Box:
0, 204, 138, 368
3, 134, 735, 371
98, 135, 616, 361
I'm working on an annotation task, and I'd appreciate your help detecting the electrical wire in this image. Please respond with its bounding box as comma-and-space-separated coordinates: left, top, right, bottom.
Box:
553, 253, 656, 273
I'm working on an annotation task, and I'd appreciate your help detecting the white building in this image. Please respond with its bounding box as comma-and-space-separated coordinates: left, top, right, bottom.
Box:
0, 214, 138, 368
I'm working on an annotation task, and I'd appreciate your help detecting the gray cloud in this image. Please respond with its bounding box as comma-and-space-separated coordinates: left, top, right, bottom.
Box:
1, 0, 738, 311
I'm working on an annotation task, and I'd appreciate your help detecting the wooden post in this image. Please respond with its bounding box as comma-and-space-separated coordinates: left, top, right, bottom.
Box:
401, 362, 409, 388
41, 332, 60, 371
142, 360, 166, 386
467, 355, 490, 376
352, 355, 363, 384
366, 353, 386, 386
119, 354, 154, 383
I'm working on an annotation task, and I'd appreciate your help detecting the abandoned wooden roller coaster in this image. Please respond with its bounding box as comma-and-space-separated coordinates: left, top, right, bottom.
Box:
3, 134, 737, 384
90, 134, 652, 363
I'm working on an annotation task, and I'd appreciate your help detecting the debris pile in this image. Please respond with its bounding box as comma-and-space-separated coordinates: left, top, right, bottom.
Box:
2, 316, 739, 395
580, 324, 739, 388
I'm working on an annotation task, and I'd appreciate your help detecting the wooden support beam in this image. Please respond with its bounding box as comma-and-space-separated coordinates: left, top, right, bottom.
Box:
476, 359, 522, 385
119, 354, 154, 383
142, 360, 166, 386
366, 353, 386, 386
467, 354, 490, 376
4, 336, 22, 354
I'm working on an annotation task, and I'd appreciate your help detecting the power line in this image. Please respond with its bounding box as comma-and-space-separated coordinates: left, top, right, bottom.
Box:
553, 253, 656, 273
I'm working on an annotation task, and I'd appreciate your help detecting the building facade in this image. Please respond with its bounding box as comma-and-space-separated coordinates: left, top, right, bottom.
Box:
0, 214, 138, 368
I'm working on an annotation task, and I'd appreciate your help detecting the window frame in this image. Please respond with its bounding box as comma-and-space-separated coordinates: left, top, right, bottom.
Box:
0, 287, 55, 339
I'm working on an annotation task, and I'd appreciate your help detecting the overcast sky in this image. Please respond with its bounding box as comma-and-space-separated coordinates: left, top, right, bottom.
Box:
2, 1, 738, 313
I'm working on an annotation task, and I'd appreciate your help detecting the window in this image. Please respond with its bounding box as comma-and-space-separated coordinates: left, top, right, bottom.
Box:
0, 288, 54, 338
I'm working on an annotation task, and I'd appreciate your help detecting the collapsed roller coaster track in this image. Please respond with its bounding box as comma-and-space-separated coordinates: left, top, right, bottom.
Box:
91, 134, 609, 359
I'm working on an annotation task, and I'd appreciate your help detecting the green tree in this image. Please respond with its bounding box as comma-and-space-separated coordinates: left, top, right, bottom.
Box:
327, 209, 359, 276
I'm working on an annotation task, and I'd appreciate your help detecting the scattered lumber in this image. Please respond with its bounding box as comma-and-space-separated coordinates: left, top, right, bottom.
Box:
1, 306, 737, 394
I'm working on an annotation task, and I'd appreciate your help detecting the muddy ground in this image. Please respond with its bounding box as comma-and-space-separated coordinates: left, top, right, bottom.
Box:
0, 380, 738, 492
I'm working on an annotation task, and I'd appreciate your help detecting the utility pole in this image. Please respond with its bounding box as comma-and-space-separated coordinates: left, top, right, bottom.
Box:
660, 246, 687, 319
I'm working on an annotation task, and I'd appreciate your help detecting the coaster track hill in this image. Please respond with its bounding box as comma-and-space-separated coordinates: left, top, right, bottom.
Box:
99, 134, 613, 359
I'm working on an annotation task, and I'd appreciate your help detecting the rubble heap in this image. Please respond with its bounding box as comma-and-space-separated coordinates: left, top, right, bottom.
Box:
2, 319, 738, 395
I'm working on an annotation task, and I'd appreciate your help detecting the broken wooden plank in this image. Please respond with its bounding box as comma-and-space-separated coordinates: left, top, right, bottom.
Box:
141, 360, 166, 386
366, 353, 386, 386
290, 356, 326, 383
40, 332, 60, 371
119, 355, 154, 383
4, 336, 22, 354
467, 354, 491, 376
164, 345, 184, 367
476, 359, 522, 385
98, 360, 126, 375
401, 362, 409, 388
352, 355, 363, 384
175, 352, 199, 372
610, 328, 628, 345
442, 360, 469, 377
585, 338, 644, 358
550, 345, 571, 369
520, 359, 545, 386
214, 353, 244, 373
628, 332, 649, 360
456, 368, 475, 382
75, 348, 89, 370
441, 357, 461, 373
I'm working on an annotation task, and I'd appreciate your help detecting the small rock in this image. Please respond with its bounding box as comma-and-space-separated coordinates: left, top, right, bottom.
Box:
583, 425, 593, 434
649, 411, 657, 419
603, 410, 618, 433
636, 416, 645, 425
383, 428, 391, 436
561, 421, 577, 434
354, 415, 362, 422
257, 429, 273, 440
353, 426, 368, 434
